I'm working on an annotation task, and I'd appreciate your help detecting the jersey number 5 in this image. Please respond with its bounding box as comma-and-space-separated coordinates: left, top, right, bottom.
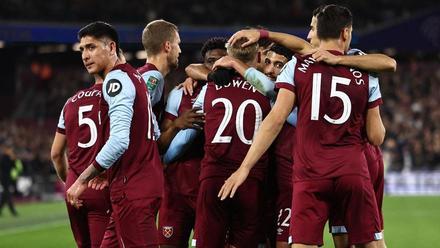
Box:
78, 105, 98, 148
211, 98, 263, 145
311, 73, 351, 124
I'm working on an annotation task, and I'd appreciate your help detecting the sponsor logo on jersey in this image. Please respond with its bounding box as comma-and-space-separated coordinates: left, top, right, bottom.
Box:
106, 79, 122, 97
147, 76, 159, 91
162, 226, 173, 238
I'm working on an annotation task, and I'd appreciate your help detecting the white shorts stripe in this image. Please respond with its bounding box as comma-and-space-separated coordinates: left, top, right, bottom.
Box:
331, 225, 348, 234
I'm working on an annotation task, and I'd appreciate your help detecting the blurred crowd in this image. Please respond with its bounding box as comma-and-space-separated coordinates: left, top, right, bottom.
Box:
0, 53, 439, 199
0, 0, 438, 28
0, 119, 56, 199
381, 59, 440, 172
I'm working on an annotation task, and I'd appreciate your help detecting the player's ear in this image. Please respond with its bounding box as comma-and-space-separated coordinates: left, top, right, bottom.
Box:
108, 41, 117, 56
342, 27, 350, 41
164, 41, 172, 53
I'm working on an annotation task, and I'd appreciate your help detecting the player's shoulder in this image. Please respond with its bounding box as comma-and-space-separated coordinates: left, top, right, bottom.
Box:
169, 87, 184, 99
103, 69, 136, 98
347, 48, 367, 56
107, 68, 129, 80
139, 64, 163, 78
278, 55, 304, 75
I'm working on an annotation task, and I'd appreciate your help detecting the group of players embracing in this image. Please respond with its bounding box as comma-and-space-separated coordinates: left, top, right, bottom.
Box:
51, 4, 396, 248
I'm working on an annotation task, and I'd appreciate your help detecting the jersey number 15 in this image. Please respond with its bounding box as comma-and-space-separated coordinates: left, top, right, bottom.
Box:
311, 73, 352, 125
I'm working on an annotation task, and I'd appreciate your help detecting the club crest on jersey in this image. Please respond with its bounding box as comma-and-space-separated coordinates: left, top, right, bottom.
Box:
106, 79, 122, 97
162, 226, 173, 238
147, 76, 159, 91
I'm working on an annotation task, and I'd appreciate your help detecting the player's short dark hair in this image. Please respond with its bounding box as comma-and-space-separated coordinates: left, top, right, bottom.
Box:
201, 37, 227, 58
227, 37, 258, 63
258, 38, 273, 50
142, 19, 178, 56
269, 44, 293, 60
316, 4, 352, 40
312, 5, 326, 17
78, 21, 120, 54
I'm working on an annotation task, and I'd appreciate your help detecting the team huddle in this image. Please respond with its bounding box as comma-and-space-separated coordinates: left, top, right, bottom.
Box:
50, 4, 396, 248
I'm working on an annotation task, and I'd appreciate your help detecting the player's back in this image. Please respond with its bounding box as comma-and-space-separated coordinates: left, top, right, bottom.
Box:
200, 75, 271, 181
61, 83, 104, 176
291, 51, 372, 180
102, 63, 163, 199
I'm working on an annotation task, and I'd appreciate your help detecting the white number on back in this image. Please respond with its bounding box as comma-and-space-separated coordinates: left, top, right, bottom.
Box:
78, 105, 97, 148
311, 73, 352, 124
212, 98, 263, 144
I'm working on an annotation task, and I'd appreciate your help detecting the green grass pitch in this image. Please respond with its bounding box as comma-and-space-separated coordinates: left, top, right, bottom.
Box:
0, 196, 439, 247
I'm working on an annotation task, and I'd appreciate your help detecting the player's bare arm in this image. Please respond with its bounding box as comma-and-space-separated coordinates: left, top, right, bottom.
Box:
218, 88, 295, 200
50, 132, 68, 182
312, 49, 397, 73
66, 163, 102, 208
212, 55, 249, 75
185, 63, 210, 81
229, 29, 313, 55
366, 106, 386, 146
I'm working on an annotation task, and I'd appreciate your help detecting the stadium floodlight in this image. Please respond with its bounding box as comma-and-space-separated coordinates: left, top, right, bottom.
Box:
72, 42, 80, 51
37, 44, 67, 54
136, 50, 147, 60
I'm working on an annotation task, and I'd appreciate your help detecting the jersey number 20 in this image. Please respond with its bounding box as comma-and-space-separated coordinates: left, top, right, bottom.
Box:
211, 98, 263, 145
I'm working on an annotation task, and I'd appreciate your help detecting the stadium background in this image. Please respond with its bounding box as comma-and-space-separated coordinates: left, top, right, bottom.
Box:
0, 0, 439, 247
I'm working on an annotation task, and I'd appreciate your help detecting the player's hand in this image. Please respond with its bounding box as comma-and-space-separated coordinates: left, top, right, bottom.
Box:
88, 173, 108, 190
228, 29, 260, 47
66, 179, 87, 209
174, 107, 205, 130
177, 77, 197, 96
312, 49, 341, 65
218, 167, 250, 200
212, 56, 236, 70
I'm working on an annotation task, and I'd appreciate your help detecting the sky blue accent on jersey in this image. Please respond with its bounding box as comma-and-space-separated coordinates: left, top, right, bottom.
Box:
163, 128, 200, 164
270, 97, 297, 126
96, 70, 135, 169
141, 70, 164, 107
57, 103, 66, 130
347, 48, 366, 56
152, 113, 161, 140
368, 74, 382, 103
276, 56, 297, 87
193, 84, 207, 111
244, 67, 275, 98
165, 88, 183, 118
286, 108, 298, 127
